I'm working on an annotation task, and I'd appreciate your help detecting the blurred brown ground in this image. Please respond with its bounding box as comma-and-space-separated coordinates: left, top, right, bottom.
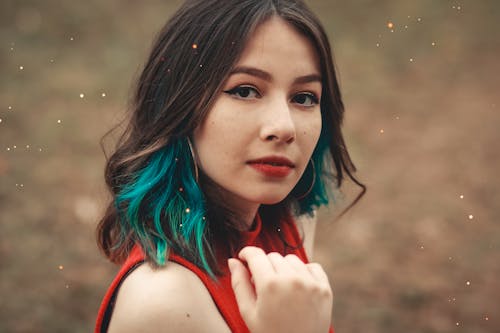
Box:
1, 0, 499, 332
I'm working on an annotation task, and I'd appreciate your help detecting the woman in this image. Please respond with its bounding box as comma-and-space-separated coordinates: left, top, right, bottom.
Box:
95, 0, 365, 332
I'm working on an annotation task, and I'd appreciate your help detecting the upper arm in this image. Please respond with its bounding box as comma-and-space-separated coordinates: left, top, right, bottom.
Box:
107, 261, 231, 333
294, 212, 317, 261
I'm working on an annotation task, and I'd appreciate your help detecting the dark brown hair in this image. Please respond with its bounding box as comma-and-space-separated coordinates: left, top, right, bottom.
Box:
97, 0, 365, 275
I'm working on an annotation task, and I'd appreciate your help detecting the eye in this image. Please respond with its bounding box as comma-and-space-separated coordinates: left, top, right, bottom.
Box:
292, 93, 319, 107
224, 85, 260, 99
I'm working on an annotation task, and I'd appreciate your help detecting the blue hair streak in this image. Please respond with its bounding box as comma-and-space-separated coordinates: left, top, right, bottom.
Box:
114, 138, 213, 276
294, 125, 334, 215
113, 132, 334, 276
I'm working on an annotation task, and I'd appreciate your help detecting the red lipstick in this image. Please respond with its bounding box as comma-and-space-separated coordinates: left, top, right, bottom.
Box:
247, 156, 295, 178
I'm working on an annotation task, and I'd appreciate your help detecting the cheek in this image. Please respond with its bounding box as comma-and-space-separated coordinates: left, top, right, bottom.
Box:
193, 121, 220, 162
195, 118, 238, 149
193, 115, 243, 171
196, 102, 238, 143
299, 113, 322, 151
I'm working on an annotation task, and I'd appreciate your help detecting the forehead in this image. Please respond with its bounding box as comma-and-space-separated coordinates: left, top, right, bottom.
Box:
235, 16, 321, 76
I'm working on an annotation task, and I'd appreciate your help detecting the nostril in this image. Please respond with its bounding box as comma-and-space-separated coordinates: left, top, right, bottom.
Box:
266, 135, 279, 141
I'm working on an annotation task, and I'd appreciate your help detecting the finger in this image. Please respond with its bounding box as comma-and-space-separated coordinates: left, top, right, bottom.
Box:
228, 258, 256, 315
267, 252, 294, 274
284, 254, 309, 274
238, 246, 275, 283
306, 263, 330, 284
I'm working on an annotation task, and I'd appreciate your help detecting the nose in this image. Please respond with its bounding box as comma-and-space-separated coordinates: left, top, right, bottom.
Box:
260, 96, 296, 144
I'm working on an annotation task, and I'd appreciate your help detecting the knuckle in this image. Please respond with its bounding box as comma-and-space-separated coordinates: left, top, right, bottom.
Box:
307, 262, 323, 270
289, 276, 314, 291
290, 277, 311, 290
267, 252, 282, 259
320, 285, 333, 299
289, 276, 304, 289
239, 246, 264, 259
309, 282, 321, 292
240, 246, 259, 254
284, 254, 304, 264
284, 254, 299, 260
262, 276, 280, 292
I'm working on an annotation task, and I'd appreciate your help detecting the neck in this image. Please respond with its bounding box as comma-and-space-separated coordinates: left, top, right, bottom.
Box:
200, 174, 260, 230
238, 204, 260, 231
216, 188, 260, 231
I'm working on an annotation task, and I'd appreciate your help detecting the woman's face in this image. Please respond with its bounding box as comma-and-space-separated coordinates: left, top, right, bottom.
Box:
193, 16, 322, 218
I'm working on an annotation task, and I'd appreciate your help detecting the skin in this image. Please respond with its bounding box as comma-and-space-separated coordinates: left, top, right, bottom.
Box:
193, 16, 323, 228
229, 247, 332, 333
107, 17, 332, 333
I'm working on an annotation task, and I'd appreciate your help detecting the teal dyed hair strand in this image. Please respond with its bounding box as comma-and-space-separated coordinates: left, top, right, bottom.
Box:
114, 139, 214, 277
296, 126, 333, 214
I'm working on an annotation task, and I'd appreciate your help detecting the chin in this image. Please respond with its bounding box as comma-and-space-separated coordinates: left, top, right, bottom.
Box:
256, 193, 290, 205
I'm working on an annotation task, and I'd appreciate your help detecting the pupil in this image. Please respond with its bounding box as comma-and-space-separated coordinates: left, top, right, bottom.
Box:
240, 88, 250, 97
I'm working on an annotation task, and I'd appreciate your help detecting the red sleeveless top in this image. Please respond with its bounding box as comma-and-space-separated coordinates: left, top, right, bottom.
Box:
95, 214, 334, 333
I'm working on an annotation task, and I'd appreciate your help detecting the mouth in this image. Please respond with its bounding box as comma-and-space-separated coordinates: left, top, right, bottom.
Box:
247, 156, 295, 177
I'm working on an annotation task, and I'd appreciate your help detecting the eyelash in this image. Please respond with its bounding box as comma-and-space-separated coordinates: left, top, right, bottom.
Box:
223, 85, 320, 107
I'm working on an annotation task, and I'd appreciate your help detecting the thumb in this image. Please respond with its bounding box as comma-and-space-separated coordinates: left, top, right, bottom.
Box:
228, 258, 255, 317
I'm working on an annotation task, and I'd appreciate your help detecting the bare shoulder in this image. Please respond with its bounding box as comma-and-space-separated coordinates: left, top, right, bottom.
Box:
107, 260, 231, 333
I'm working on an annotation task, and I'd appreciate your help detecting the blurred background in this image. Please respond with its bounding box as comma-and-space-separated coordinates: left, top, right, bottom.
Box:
1, 0, 499, 332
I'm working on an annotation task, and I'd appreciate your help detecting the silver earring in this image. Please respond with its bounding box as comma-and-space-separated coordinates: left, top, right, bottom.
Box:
295, 159, 316, 200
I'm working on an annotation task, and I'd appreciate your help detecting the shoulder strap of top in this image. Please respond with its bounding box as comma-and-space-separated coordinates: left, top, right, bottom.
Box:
95, 213, 333, 333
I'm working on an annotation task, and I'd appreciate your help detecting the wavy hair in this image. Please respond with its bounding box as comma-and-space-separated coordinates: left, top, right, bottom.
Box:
97, 0, 365, 276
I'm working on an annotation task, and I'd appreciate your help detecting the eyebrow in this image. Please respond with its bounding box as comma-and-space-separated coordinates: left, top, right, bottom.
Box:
229, 66, 322, 85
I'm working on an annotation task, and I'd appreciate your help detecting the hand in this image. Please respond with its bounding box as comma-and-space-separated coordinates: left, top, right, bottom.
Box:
228, 246, 333, 333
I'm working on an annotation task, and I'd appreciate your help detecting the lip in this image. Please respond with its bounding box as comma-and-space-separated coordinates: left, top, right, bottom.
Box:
247, 156, 295, 178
